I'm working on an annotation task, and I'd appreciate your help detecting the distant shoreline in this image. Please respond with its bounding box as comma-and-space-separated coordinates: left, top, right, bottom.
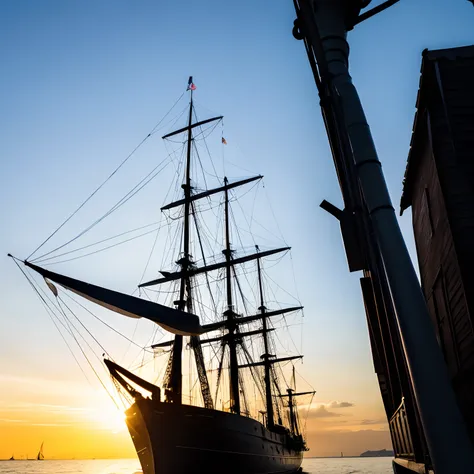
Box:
0, 458, 138, 462
305, 456, 361, 459
2, 455, 395, 461
306, 453, 394, 459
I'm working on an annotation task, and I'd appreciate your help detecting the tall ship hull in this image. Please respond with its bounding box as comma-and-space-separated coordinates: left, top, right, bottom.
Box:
127, 399, 303, 474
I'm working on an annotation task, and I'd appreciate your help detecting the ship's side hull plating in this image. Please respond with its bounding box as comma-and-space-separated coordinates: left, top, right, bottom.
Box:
126, 399, 303, 474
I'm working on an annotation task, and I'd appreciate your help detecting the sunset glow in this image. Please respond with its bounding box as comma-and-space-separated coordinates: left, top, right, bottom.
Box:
2, 0, 473, 463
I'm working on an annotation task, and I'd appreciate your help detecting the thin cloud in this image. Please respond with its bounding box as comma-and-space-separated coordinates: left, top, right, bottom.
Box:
0, 374, 96, 399
0, 418, 28, 423
360, 419, 385, 425
328, 401, 354, 409
31, 422, 73, 427
2, 402, 89, 413
309, 405, 343, 418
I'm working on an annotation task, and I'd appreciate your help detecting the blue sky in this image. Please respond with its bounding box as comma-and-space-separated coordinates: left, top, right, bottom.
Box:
1, 0, 474, 457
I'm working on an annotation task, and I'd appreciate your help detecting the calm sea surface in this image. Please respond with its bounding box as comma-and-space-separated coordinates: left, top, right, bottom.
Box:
0, 457, 394, 473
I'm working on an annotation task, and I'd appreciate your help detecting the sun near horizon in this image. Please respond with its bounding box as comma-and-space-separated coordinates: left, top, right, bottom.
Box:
2, 0, 471, 465
0, 379, 135, 460
0, 370, 392, 460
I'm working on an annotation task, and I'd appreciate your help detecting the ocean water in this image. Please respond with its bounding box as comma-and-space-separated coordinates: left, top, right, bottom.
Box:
0, 457, 394, 473
303, 457, 393, 473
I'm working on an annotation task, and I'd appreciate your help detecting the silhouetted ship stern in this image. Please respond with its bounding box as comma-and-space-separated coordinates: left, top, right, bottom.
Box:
126, 397, 304, 474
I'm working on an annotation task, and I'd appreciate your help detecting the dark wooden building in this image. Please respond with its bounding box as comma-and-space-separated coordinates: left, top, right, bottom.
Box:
401, 45, 474, 440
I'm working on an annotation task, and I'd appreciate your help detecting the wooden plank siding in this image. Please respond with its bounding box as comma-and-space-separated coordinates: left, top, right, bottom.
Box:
400, 46, 474, 441
435, 56, 474, 324
409, 114, 471, 374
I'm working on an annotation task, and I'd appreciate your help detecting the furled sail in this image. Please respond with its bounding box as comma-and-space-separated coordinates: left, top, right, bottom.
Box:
24, 261, 207, 336
139, 247, 291, 288
161, 116, 223, 139
201, 306, 304, 332
239, 355, 303, 369
161, 175, 263, 211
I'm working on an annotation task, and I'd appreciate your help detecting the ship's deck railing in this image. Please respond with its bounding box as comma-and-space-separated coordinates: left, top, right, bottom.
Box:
390, 397, 415, 460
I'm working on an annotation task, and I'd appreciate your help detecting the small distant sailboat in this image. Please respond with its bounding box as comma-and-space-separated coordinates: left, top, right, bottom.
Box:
9, 455, 14, 461
37, 442, 44, 461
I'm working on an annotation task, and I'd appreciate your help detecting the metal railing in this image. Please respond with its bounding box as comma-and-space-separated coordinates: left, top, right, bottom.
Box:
390, 398, 415, 459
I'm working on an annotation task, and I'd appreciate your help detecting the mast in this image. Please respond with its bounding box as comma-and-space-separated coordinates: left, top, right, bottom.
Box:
169, 81, 194, 404
278, 387, 315, 435
256, 245, 274, 429
287, 389, 296, 435
223, 176, 240, 414
144, 87, 261, 407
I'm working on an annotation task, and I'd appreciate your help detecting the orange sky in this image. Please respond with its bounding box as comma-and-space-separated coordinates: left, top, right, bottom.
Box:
0, 374, 134, 459
0, 368, 392, 459
5, 0, 464, 461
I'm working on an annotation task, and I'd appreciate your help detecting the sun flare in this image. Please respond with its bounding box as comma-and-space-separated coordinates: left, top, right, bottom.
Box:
88, 399, 127, 433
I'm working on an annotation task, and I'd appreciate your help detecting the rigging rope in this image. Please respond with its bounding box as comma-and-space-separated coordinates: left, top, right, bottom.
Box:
214, 343, 226, 403
12, 258, 93, 384
62, 291, 153, 353
11, 257, 119, 407
240, 343, 265, 401
120, 319, 140, 365
58, 302, 109, 368
32, 155, 173, 262
191, 201, 218, 318
138, 143, 187, 287
229, 203, 258, 311
27, 91, 185, 261
138, 227, 162, 286
55, 298, 120, 409
192, 140, 208, 191
37, 225, 162, 266
34, 220, 162, 264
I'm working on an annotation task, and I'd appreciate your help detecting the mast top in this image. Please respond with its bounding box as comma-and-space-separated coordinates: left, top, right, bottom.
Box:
187, 76, 196, 92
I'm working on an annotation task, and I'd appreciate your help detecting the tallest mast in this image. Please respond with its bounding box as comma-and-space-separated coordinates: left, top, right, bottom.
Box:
183, 80, 194, 262
169, 77, 195, 404
146, 77, 222, 406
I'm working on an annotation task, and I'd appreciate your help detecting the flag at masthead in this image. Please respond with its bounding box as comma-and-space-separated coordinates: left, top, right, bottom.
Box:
187, 76, 196, 91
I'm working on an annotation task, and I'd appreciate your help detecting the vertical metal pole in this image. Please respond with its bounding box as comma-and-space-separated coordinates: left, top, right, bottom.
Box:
296, 1, 474, 472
